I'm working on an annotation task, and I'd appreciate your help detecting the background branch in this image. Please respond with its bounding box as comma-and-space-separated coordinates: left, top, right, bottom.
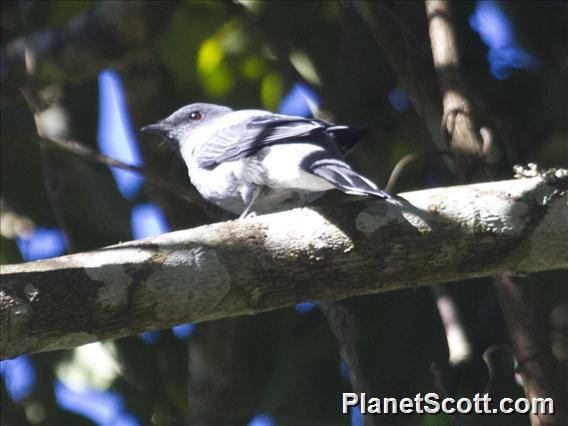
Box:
426, 0, 485, 181
495, 275, 568, 425
425, 2, 567, 423
319, 301, 374, 426
352, 1, 446, 154
1, 0, 179, 104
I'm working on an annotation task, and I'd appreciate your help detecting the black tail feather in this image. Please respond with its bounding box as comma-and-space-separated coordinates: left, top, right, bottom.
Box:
309, 159, 401, 205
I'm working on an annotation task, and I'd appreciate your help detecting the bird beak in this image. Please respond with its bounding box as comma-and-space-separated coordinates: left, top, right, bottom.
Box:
140, 122, 180, 152
140, 122, 170, 138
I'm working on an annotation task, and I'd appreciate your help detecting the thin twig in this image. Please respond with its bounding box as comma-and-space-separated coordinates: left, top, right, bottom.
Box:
19, 86, 206, 211
384, 150, 452, 193
36, 135, 198, 206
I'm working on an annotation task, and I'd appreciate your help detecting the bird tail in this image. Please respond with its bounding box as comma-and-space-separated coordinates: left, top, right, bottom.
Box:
309, 159, 401, 205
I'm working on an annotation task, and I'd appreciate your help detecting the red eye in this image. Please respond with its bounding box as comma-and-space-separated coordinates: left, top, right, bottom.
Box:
189, 111, 202, 121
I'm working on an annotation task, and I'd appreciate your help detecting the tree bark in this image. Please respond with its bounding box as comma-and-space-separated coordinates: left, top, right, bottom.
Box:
426, 0, 485, 180
1, 175, 566, 360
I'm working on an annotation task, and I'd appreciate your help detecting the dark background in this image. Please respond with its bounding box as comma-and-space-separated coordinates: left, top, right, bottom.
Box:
1, 1, 566, 425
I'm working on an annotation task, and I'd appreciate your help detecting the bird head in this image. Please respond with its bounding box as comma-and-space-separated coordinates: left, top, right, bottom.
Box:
140, 103, 233, 151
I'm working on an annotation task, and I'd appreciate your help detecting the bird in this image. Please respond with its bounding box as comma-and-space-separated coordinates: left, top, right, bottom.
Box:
141, 103, 400, 218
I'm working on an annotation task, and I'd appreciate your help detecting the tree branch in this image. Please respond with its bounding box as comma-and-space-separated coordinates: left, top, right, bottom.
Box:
1, 175, 566, 360
426, 0, 485, 180
352, 1, 446, 153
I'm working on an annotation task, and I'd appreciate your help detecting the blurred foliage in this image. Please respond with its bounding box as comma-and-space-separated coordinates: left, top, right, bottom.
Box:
1, 1, 567, 425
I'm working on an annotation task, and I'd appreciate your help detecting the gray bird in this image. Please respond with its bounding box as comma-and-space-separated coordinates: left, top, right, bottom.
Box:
141, 103, 399, 217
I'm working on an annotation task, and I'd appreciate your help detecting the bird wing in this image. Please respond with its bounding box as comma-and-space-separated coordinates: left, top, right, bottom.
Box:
194, 114, 351, 168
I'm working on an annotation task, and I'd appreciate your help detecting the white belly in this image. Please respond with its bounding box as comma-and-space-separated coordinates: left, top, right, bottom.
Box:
188, 160, 241, 200
182, 142, 336, 214
259, 143, 335, 191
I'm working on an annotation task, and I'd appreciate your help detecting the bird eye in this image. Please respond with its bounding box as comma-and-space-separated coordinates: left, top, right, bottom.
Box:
189, 111, 202, 121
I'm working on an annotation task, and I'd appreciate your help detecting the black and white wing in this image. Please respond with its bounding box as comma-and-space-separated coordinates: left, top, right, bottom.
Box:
194, 113, 365, 169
